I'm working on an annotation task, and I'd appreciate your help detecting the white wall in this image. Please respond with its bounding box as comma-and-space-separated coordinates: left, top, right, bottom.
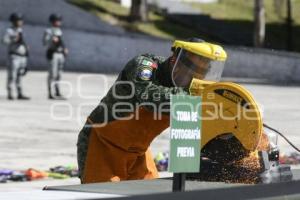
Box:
120, 0, 217, 8
120, 0, 132, 8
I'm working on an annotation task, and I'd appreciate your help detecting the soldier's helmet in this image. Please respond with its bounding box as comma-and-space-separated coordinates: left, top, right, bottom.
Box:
49, 13, 62, 23
9, 12, 23, 22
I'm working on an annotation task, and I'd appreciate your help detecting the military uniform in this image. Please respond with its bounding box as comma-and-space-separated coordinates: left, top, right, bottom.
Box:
77, 54, 188, 182
43, 26, 66, 98
2, 26, 29, 99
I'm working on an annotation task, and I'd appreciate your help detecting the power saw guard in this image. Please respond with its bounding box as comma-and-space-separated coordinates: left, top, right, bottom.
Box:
187, 79, 293, 183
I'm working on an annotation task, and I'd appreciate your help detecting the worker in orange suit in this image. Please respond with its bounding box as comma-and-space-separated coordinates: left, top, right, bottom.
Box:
77, 38, 226, 183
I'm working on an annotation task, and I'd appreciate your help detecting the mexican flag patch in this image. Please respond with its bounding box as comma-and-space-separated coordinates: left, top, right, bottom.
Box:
138, 67, 153, 81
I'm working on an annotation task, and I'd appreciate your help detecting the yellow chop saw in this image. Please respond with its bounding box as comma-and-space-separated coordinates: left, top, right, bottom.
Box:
187, 78, 293, 183
170, 40, 294, 184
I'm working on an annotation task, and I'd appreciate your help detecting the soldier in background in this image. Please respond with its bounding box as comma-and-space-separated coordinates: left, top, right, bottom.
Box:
43, 13, 68, 99
2, 13, 30, 100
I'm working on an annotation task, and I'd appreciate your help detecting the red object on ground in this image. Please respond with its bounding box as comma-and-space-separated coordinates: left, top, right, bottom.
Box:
279, 153, 300, 165
25, 168, 48, 180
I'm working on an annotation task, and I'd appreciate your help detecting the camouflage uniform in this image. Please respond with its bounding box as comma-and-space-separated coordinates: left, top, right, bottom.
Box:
43, 27, 66, 98
77, 54, 188, 179
2, 26, 29, 99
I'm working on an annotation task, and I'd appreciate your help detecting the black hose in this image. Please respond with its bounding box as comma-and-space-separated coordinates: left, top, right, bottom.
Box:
263, 123, 300, 153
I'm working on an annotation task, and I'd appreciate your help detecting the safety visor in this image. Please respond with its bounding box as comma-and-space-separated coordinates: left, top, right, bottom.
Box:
171, 49, 225, 87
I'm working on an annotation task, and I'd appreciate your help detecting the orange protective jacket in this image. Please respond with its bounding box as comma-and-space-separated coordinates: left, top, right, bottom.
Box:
82, 107, 170, 183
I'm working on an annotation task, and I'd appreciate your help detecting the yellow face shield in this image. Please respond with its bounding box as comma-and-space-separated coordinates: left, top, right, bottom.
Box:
171, 49, 225, 87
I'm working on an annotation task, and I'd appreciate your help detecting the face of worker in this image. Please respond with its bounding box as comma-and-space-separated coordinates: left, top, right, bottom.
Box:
53, 20, 62, 27
14, 20, 23, 27
171, 50, 211, 87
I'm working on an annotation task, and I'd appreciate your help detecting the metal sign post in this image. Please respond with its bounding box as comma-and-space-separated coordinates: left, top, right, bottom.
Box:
172, 173, 186, 192
169, 95, 202, 192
